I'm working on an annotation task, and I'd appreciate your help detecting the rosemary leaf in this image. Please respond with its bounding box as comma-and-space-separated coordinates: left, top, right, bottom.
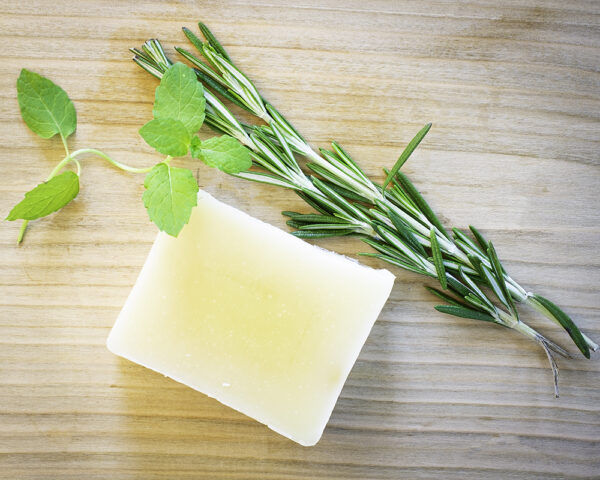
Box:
286, 219, 304, 229
360, 253, 430, 277
430, 227, 447, 289
396, 171, 450, 239
308, 162, 361, 196
362, 236, 412, 261
453, 227, 485, 257
478, 262, 511, 309
435, 305, 498, 323
132, 54, 164, 79
175, 47, 223, 83
466, 254, 485, 277
381, 123, 431, 192
232, 170, 296, 189
198, 22, 232, 62
458, 266, 496, 312
318, 176, 371, 203
265, 103, 305, 143
529, 294, 590, 359
270, 122, 300, 172
469, 225, 490, 252
464, 293, 495, 314
251, 132, 290, 175
331, 141, 369, 182
182, 26, 206, 54
284, 213, 350, 224
195, 67, 248, 110
385, 204, 427, 256
295, 191, 330, 215
299, 223, 357, 231
487, 242, 518, 319
291, 229, 355, 239
446, 274, 472, 298
443, 259, 479, 277
426, 287, 470, 308
282, 211, 302, 218
301, 187, 351, 219
311, 177, 368, 221
386, 170, 420, 212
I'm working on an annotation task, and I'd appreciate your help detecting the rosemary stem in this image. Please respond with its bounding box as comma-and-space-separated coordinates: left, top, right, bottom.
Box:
509, 319, 570, 358
305, 149, 382, 203
506, 317, 565, 397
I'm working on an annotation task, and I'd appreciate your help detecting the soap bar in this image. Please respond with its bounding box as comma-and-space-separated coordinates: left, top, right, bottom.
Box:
107, 190, 395, 446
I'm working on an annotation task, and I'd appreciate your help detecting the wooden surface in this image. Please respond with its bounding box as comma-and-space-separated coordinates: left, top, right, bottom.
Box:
1, 1, 599, 478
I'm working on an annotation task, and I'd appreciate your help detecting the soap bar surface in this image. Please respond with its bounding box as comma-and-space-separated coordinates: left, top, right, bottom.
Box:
107, 190, 394, 446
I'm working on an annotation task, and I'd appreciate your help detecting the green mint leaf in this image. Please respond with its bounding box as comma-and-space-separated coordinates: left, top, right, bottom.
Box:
16, 69, 77, 140
142, 163, 199, 237
6, 171, 79, 221
139, 118, 191, 157
190, 135, 252, 173
153, 62, 205, 135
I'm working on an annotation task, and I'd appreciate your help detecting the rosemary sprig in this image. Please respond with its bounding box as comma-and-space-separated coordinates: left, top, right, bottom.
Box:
131, 25, 597, 395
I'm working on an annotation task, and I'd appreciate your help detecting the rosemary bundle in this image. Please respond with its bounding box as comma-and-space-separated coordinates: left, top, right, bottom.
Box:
132, 24, 596, 395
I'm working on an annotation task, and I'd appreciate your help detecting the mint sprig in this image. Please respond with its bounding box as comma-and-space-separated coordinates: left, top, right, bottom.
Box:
8, 62, 251, 242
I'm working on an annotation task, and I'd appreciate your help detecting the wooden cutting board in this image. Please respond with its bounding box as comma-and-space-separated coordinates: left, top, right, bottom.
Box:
1, 1, 598, 478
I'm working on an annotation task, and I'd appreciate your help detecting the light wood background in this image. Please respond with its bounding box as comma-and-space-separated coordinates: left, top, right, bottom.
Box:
1, 1, 599, 478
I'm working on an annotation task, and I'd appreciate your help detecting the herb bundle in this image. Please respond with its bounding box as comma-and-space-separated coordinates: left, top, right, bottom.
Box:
131, 24, 596, 395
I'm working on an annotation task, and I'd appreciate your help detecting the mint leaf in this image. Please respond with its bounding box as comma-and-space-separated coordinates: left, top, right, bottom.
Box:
139, 118, 191, 157
190, 135, 252, 173
17, 69, 77, 140
142, 163, 199, 237
6, 171, 79, 221
153, 63, 205, 135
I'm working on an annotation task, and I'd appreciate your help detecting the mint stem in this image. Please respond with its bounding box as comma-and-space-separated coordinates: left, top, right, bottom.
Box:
16, 148, 154, 244
17, 220, 28, 244
70, 148, 155, 174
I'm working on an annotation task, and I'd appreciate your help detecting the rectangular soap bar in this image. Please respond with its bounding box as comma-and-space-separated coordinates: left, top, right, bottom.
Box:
107, 190, 395, 446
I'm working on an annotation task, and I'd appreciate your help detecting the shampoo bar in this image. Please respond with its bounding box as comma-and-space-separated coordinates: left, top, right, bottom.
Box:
107, 190, 394, 446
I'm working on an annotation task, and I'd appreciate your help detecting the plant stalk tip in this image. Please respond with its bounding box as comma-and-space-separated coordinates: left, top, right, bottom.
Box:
17, 220, 28, 244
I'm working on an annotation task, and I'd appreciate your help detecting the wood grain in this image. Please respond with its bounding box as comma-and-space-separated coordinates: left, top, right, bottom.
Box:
1, 1, 599, 478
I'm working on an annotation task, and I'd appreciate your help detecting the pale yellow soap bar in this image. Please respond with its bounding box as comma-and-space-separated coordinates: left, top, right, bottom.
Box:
107, 190, 395, 446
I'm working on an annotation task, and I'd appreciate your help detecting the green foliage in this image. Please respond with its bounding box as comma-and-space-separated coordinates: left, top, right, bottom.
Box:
153, 62, 205, 134
142, 163, 199, 237
381, 123, 431, 192
190, 135, 251, 173
434, 305, 497, 323
17, 69, 76, 140
429, 227, 447, 289
6, 171, 79, 221
139, 118, 191, 157
530, 294, 590, 359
